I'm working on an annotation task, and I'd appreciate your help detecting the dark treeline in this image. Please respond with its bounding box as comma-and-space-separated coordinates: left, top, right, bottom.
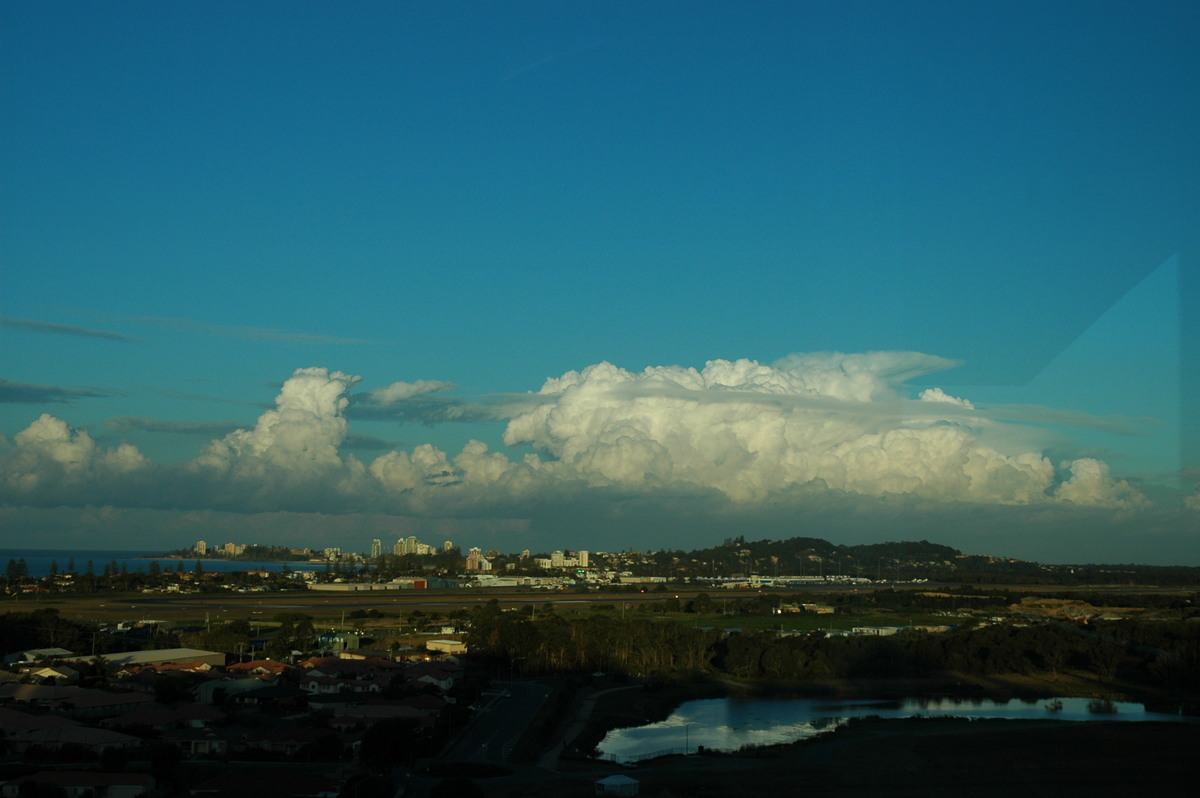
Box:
0, 608, 182, 661
1, 608, 96, 655
641, 536, 960, 580
466, 599, 1200, 694
2, 556, 305, 595
618, 536, 1200, 586
365, 549, 462, 579
467, 600, 723, 675
157, 544, 307, 561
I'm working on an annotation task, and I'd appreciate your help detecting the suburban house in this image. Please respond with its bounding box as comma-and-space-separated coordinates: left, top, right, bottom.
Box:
187, 768, 341, 797
3, 725, 141, 754
23, 664, 80, 683
0, 771, 153, 798
0, 684, 156, 718
100, 702, 225, 732
161, 726, 232, 758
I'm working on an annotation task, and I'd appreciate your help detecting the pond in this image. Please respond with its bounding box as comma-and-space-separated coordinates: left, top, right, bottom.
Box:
595, 696, 1194, 763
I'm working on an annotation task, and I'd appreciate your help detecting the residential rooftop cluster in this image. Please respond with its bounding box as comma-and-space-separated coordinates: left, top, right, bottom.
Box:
1, 642, 472, 797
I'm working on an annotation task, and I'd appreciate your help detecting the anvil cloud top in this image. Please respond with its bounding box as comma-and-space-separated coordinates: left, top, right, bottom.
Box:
2, 2, 1197, 562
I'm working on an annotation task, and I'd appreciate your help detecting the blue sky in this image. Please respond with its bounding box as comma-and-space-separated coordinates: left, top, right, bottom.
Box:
2, 1, 1197, 563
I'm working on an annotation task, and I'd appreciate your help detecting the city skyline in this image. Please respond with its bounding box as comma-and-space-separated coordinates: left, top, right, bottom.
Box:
2, 2, 1198, 564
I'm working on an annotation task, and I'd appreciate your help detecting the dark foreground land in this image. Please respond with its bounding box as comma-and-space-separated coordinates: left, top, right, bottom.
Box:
485, 717, 1199, 797
415, 668, 1200, 798
6, 576, 1199, 797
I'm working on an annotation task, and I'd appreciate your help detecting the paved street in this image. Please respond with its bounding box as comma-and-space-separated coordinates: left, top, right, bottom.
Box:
398, 679, 554, 796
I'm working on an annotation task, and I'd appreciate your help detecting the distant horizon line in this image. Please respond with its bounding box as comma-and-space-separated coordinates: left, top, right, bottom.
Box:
2, 543, 1198, 569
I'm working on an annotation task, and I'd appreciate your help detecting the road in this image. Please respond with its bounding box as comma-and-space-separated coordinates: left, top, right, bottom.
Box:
396, 678, 557, 797
444, 680, 553, 764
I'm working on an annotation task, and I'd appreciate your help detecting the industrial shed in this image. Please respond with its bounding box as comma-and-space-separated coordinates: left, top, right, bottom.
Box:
94, 647, 225, 669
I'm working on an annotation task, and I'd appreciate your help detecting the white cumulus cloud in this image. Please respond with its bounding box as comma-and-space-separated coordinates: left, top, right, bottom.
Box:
1054, 458, 1147, 508
368, 444, 457, 492
193, 367, 361, 480
500, 354, 1055, 504
919, 387, 975, 409
2, 413, 146, 493
0, 353, 1161, 527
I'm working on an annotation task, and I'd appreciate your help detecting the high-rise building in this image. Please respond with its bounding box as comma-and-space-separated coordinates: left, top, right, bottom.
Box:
195, 541, 207, 555
370, 539, 383, 558
578, 550, 589, 568
443, 540, 454, 552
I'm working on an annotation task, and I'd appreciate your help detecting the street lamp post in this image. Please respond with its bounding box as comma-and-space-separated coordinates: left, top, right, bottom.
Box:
509, 656, 526, 693
684, 723, 690, 755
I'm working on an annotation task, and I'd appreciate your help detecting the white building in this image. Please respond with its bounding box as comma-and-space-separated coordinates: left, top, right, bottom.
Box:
596, 774, 639, 796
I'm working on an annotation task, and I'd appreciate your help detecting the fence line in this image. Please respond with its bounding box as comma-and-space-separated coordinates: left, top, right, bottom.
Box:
600, 746, 691, 765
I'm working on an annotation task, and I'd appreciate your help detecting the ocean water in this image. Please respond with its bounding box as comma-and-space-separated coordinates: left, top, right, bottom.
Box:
1, 548, 324, 579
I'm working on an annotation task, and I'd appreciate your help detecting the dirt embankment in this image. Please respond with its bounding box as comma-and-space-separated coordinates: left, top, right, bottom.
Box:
1010, 596, 1146, 621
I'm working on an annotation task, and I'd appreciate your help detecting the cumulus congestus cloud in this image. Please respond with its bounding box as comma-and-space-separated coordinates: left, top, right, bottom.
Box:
193, 367, 360, 478
500, 354, 1064, 505
0, 354, 1159, 516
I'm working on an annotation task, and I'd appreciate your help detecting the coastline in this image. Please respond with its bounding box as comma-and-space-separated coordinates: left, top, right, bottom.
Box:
143, 553, 314, 563
1, 548, 325, 579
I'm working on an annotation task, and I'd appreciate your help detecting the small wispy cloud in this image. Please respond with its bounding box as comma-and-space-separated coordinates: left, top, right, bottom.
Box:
349, 397, 501, 425
350, 379, 546, 426
138, 385, 272, 409
104, 416, 241, 436
502, 39, 606, 82
364, 379, 458, 405
342, 433, 406, 452
0, 316, 135, 341
0, 378, 110, 404
980, 403, 1160, 436
131, 316, 374, 345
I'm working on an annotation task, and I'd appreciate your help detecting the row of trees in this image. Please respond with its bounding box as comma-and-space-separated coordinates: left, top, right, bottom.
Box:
175, 612, 318, 660
3, 557, 308, 595
468, 600, 722, 674
1, 608, 97, 655
717, 623, 1129, 682
0, 607, 324, 664
466, 601, 1197, 693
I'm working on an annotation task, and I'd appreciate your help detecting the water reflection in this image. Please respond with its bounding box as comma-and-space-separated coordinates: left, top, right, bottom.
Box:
596, 696, 1193, 762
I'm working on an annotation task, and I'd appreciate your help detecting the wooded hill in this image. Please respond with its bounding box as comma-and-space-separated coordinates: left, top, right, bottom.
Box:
645, 535, 1200, 586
